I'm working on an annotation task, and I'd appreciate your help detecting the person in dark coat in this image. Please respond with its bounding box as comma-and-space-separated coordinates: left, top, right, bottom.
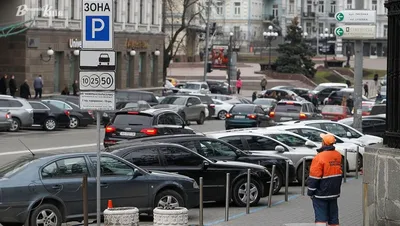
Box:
20, 79, 31, 99
61, 85, 70, 95
8, 75, 17, 97
72, 80, 79, 96
252, 91, 257, 102
0, 74, 8, 95
346, 95, 354, 114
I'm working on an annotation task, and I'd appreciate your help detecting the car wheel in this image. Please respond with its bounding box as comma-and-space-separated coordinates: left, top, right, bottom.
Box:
296, 160, 311, 185
232, 177, 261, 207
8, 117, 21, 132
68, 116, 80, 129
155, 190, 185, 209
218, 110, 227, 120
29, 203, 62, 226
196, 112, 205, 125
267, 167, 283, 195
43, 118, 57, 131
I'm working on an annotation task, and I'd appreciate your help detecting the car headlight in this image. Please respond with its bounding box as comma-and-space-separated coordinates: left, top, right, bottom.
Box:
193, 181, 199, 189
103, 112, 108, 117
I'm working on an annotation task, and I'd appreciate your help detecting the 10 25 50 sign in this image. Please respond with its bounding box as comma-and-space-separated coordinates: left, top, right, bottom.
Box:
79, 71, 115, 91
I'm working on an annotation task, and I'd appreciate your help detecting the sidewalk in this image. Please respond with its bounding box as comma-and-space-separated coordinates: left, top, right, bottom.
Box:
215, 177, 362, 226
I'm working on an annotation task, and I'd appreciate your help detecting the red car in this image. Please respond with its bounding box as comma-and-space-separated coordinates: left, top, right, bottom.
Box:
362, 101, 375, 116
321, 105, 350, 121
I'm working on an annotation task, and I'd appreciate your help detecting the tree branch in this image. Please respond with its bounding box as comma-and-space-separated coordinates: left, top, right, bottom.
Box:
172, 33, 188, 58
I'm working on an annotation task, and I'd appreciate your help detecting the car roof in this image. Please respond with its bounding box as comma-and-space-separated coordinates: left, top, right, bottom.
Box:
280, 119, 341, 125
317, 83, 348, 87
108, 142, 184, 153
205, 128, 295, 136
120, 134, 206, 143
116, 108, 176, 116
277, 100, 308, 105
115, 89, 154, 94
186, 81, 206, 84
339, 88, 354, 92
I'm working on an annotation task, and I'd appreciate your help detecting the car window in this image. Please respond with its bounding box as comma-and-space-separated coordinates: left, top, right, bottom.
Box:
201, 84, 208, 89
44, 100, 72, 110
112, 114, 153, 125
198, 140, 237, 157
0, 100, 9, 107
255, 106, 264, 114
188, 97, 201, 105
301, 104, 310, 112
159, 147, 204, 167
219, 136, 245, 150
367, 119, 385, 126
275, 104, 302, 113
157, 113, 183, 126
9, 100, 22, 107
308, 104, 315, 112
90, 156, 134, 176
0, 157, 36, 178
41, 157, 89, 179
243, 135, 279, 150
230, 105, 255, 114
30, 102, 49, 110
160, 97, 187, 105
122, 148, 161, 166
141, 93, 157, 103
268, 134, 306, 146
177, 141, 198, 152
184, 83, 201, 90
300, 129, 324, 142
307, 123, 323, 129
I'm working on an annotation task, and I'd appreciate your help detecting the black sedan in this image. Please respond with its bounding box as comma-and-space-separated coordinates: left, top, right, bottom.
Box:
225, 104, 275, 130
41, 99, 94, 128
338, 114, 386, 138
110, 142, 271, 206
28, 101, 71, 131
0, 152, 199, 225
102, 101, 151, 125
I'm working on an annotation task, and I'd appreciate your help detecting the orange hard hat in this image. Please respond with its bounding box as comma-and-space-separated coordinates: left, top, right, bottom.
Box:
320, 133, 336, 145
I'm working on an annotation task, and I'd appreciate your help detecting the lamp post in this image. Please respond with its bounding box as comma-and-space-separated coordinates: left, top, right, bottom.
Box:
67, 49, 80, 90
40, 47, 54, 62
228, 32, 234, 93
263, 25, 278, 72
124, 49, 136, 87
320, 28, 334, 64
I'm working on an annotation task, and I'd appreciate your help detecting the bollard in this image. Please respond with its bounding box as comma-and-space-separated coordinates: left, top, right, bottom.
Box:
246, 169, 251, 214
355, 146, 359, 179
301, 158, 306, 196
344, 150, 347, 183
199, 177, 204, 226
225, 173, 230, 222
285, 161, 289, 202
82, 174, 88, 226
268, 165, 276, 207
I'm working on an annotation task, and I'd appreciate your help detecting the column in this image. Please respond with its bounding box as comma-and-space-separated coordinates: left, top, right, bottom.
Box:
64, 0, 69, 27
121, 0, 126, 30
76, 0, 82, 20
158, 0, 162, 32
147, 0, 151, 31
129, 0, 135, 24
134, 0, 139, 30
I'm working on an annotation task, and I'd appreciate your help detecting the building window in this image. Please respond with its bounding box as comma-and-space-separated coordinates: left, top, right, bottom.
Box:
307, 0, 312, 13
55, 0, 59, 18
272, 4, 279, 17
234, 2, 240, 15
319, 23, 324, 34
114, 0, 118, 22
318, 1, 324, 13
384, 25, 388, 37
330, 1, 336, 13
289, 0, 295, 14
140, 0, 143, 24
216, 1, 223, 15
346, 0, 352, 9
126, 0, 130, 23
306, 22, 312, 35
372, 0, 377, 10
69, 0, 75, 19
151, 0, 156, 24
330, 24, 335, 34
234, 26, 240, 39
38, 0, 42, 17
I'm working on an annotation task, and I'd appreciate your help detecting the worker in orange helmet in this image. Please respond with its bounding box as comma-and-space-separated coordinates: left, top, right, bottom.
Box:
308, 133, 343, 226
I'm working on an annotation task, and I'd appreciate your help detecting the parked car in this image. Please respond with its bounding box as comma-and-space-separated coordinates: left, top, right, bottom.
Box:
186, 93, 216, 119
269, 100, 322, 122
225, 104, 274, 130
253, 98, 277, 114
0, 110, 12, 131
110, 142, 271, 206
28, 101, 71, 131
320, 105, 350, 121
115, 90, 159, 106
326, 88, 369, 105
206, 80, 231, 94
339, 114, 386, 138
153, 96, 206, 124
370, 104, 386, 115
270, 86, 295, 90
362, 101, 375, 116
114, 134, 292, 195
311, 83, 348, 104
0, 152, 199, 225
0, 95, 33, 132
178, 82, 211, 94
102, 101, 151, 125
212, 99, 233, 120
291, 88, 311, 97
259, 89, 302, 101
41, 99, 94, 128
103, 109, 196, 147
45, 95, 80, 106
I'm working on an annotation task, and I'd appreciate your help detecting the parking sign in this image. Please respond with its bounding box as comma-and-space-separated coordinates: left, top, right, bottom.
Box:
82, 0, 113, 49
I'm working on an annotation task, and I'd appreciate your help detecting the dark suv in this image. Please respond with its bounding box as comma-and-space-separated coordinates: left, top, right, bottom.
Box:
186, 93, 216, 119
269, 100, 322, 122
103, 109, 195, 147
206, 80, 231, 94
110, 142, 271, 206
326, 88, 369, 105
117, 134, 297, 194
115, 90, 159, 106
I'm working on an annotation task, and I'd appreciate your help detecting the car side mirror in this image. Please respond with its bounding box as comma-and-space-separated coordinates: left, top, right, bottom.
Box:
187, 102, 193, 107
132, 169, 142, 178
305, 140, 317, 147
202, 160, 210, 170
346, 131, 352, 138
275, 145, 285, 152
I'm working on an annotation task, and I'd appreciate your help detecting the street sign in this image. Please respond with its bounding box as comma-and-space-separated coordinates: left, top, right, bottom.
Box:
334, 25, 376, 39
334, 10, 376, 23
79, 91, 115, 110
79, 71, 115, 91
82, 0, 113, 49
80, 50, 116, 70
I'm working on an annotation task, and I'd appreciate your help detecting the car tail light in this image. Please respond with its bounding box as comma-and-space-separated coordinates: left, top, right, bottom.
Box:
127, 111, 139, 115
105, 126, 116, 133
269, 112, 275, 118
299, 113, 307, 120
247, 114, 257, 119
226, 113, 232, 118
286, 102, 294, 105
140, 128, 158, 136
5, 113, 11, 119
210, 104, 215, 108
64, 110, 70, 116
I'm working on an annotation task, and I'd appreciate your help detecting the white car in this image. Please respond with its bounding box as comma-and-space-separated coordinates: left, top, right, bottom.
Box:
212, 99, 233, 120
178, 82, 211, 94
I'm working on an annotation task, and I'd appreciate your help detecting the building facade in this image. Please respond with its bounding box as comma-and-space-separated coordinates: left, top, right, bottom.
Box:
0, 0, 164, 94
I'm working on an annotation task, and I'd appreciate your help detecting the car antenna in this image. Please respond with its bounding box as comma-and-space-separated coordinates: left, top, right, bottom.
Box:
18, 139, 35, 157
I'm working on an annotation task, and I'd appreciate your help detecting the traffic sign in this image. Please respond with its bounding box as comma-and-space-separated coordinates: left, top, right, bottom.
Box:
334, 25, 376, 39
79, 71, 115, 91
79, 91, 115, 110
82, 0, 113, 49
334, 10, 376, 23
80, 50, 116, 70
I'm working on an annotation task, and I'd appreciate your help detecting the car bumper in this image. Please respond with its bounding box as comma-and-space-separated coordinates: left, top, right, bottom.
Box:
0, 203, 29, 223
185, 189, 200, 208
225, 120, 257, 128
0, 121, 11, 130
80, 117, 94, 126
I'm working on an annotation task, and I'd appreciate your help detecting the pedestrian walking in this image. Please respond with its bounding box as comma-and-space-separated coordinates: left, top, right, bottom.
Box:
72, 80, 79, 96
19, 79, 31, 99
364, 82, 369, 97
308, 133, 342, 226
346, 95, 354, 114
236, 69, 241, 80
252, 91, 257, 102
33, 75, 43, 98
260, 77, 267, 91
236, 77, 242, 94
8, 75, 17, 97
0, 74, 8, 95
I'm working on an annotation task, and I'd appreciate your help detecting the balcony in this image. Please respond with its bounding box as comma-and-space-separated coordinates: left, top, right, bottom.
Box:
302, 12, 316, 18
263, 14, 276, 23
328, 12, 335, 17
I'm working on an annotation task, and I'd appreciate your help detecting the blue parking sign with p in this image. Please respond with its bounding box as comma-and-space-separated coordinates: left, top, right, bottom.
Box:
85, 16, 109, 41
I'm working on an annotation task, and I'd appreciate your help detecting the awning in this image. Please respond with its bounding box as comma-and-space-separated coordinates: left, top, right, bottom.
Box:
0, 20, 34, 38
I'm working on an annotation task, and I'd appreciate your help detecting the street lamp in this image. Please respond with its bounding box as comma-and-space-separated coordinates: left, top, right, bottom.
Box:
40, 47, 54, 62
228, 32, 234, 93
154, 49, 161, 56
320, 28, 334, 64
263, 25, 279, 71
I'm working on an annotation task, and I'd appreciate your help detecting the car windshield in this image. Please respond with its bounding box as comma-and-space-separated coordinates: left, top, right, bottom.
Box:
160, 97, 187, 105
230, 105, 255, 114
314, 85, 327, 92
183, 83, 200, 90
322, 105, 345, 114
254, 99, 275, 105
275, 104, 301, 113
0, 157, 35, 178
112, 114, 153, 125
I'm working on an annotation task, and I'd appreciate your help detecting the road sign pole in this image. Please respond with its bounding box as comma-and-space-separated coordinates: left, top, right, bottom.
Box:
96, 111, 101, 225
353, 1, 364, 133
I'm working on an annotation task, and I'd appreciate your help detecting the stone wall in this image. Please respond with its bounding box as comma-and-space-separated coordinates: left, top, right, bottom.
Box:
363, 144, 400, 226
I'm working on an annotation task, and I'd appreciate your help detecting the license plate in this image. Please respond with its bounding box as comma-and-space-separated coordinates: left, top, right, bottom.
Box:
120, 132, 136, 136
281, 117, 292, 121
235, 116, 245, 119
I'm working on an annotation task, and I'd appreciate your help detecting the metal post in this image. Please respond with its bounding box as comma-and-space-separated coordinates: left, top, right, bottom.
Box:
355, 146, 359, 179
246, 169, 251, 214
325, 37, 328, 62
228, 35, 232, 92
285, 161, 289, 202
199, 177, 204, 226
202, 0, 211, 81
301, 158, 306, 196
344, 150, 348, 183
353, 0, 364, 132
268, 39, 272, 69
268, 165, 276, 207
96, 112, 101, 225
82, 174, 88, 226
225, 173, 230, 221
316, 15, 320, 55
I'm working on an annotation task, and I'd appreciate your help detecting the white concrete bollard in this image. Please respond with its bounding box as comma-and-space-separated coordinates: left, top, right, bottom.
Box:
104, 207, 139, 226
153, 207, 188, 226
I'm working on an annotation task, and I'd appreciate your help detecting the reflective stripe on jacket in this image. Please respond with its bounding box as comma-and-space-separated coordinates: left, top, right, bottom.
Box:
307, 146, 342, 199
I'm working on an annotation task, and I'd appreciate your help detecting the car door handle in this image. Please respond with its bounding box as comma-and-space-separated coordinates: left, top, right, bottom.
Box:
100, 183, 109, 188
52, 185, 62, 190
